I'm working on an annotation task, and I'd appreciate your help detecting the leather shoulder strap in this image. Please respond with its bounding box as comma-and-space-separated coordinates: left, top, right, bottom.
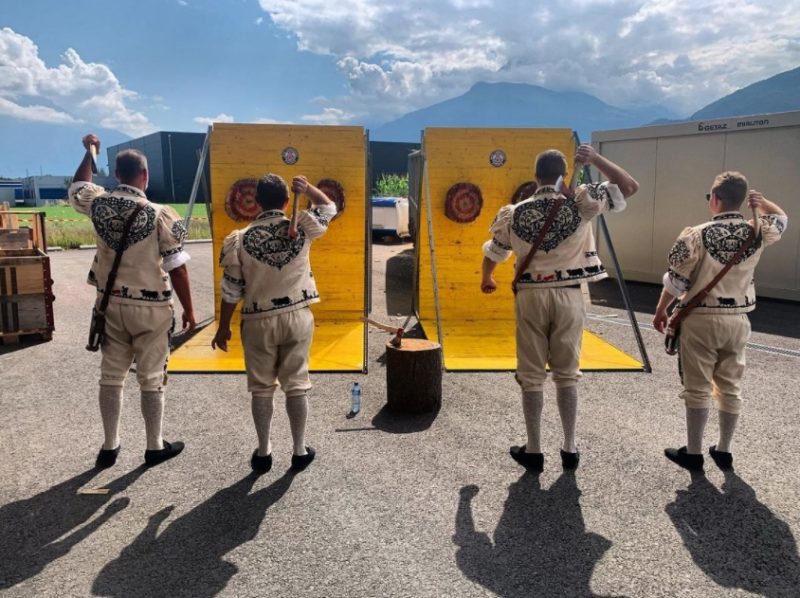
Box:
98, 204, 146, 313
512, 196, 564, 293
670, 224, 758, 325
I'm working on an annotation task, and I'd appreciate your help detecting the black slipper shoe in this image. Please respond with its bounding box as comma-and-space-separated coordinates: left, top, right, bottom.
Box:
664, 446, 704, 471
251, 450, 273, 473
709, 445, 733, 470
560, 449, 580, 470
510, 445, 544, 472
96, 446, 120, 469
291, 446, 316, 472
144, 440, 185, 467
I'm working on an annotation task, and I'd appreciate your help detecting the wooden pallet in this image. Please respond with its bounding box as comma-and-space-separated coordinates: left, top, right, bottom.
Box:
0, 204, 54, 342
0, 328, 52, 345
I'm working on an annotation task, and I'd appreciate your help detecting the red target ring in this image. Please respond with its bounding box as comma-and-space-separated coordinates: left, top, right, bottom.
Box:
225, 178, 261, 222
316, 178, 345, 219
511, 181, 538, 204
445, 182, 483, 223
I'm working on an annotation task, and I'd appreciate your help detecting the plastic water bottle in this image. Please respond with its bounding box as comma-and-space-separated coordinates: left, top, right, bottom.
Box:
350, 382, 362, 414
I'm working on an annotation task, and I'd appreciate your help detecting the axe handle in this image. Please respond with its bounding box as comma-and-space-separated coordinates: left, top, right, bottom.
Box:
363, 317, 402, 334
752, 205, 761, 239
288, 191, 300, 238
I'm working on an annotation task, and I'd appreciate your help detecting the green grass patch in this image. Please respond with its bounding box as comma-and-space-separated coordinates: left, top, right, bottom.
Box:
14, 201, 210, 249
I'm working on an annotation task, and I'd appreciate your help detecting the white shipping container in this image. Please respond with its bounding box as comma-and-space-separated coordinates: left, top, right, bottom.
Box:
371, 196, 410, 238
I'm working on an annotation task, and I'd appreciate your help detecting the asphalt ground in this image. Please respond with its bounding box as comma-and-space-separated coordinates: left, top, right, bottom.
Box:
2, 240, 800, 597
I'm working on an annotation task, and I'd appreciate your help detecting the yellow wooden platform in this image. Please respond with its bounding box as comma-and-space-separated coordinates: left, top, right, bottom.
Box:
169, 311, 364, 373
170, 124, 367, 373
417, 128, 644, 372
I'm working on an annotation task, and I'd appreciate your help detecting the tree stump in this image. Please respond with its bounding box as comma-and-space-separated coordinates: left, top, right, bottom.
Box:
385, 338, 442, 413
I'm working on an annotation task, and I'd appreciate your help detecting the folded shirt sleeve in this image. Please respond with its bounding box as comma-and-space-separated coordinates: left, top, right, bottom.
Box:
482, 205, 514, 263
758, 214, 788, 248
297, 203, 338, 240
575, 182, 626, 220
219, 230, 244, 304
157, 205, 191, 272
68, 181, 106, 216
663, 226, 701, 297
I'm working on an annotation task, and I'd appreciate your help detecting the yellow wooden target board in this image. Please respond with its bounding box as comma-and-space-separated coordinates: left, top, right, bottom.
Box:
417, 127, 643, 371
170, 124, 367, 373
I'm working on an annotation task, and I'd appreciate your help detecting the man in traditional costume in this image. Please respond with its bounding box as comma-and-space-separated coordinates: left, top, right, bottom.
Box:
481, 144, 639, 471
212, 174, 335, 473
654, 172, 787, 471
70, 134, 196, 468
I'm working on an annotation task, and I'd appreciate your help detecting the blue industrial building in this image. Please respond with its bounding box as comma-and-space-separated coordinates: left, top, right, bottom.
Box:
106, 131, 206, 204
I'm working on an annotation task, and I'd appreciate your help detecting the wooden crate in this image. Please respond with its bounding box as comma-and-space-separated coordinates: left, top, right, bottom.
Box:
0, 208, 54, 343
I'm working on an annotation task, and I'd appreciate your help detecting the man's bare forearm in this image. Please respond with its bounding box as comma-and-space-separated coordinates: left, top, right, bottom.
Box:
482, 256, 498, 280
757, 197, 785, 216
74, 151, 94, 184
305, 183, 333, 206
218, 300, 237, 331
168, 264, 194, 317
590, 154, 639, 198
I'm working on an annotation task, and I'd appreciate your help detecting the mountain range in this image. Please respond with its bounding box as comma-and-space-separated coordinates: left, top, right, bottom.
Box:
372, 65, 800, 142
2, 66, 798, 177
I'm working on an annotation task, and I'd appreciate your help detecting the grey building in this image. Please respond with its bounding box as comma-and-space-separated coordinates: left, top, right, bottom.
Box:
19, 175, 116, 206
106, 132, 206, 203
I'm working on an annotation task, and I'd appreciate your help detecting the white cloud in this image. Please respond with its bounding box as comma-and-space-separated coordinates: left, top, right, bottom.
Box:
253, 117, 295, 124
255, 17, 264, 25
301, 107, 354, 124
0, 28, 157, 136
193, 113, 235, 126
258, 0, 800, 119
0, 96, 79, 124
178, 0, 188, 5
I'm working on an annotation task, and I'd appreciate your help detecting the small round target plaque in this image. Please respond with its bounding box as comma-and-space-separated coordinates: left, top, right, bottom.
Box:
489, 149, 507, 168
281, 146, 299, 165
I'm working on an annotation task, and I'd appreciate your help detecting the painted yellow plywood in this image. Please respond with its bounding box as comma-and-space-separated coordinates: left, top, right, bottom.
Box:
170, 124, 367, 373
417, 127, 643, 371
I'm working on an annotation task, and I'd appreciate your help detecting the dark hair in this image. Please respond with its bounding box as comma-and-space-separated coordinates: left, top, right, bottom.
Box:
255, 173, 290, 210
115, 149, 148, 183
711, 171, 748, 210
534, 149, 567, 182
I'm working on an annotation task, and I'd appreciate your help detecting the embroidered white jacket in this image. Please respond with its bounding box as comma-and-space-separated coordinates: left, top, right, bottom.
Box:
483, 182, 626, 287
68, 182, 190, 306
219, 204, 336, 319
663, 211, 788, 314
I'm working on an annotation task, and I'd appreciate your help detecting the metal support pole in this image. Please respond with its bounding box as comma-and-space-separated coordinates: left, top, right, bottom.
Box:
183, 126, 210, 231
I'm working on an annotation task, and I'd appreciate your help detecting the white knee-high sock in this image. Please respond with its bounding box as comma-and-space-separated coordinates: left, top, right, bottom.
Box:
99, 386, 123, 450
251, 392, 275, 457
140, 390, 165, 451
521, 391, 544, 453
557, 386, 578, 453
686, 406, 709, 455
716, 410, 739, 453
286, 392, 309, 456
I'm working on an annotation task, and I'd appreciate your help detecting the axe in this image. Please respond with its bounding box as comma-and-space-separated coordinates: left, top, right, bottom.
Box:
288, 191, 300, 239
363, 317, 404, 348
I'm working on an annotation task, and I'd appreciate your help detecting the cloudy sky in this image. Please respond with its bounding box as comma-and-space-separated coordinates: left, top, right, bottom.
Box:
1, 0, 799, 173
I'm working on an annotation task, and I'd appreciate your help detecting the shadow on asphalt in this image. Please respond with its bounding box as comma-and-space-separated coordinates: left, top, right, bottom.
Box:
0, 465, 145, 591
371, 404, 439, 434
592, 279, 800, 339
454, 473, 624, 598
665, 470, 800, 596
384, 247, 414, 316
92, 470, 295, 598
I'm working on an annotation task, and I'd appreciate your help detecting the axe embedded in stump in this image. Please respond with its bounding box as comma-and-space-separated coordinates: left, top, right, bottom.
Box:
363, 317, 404, 347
